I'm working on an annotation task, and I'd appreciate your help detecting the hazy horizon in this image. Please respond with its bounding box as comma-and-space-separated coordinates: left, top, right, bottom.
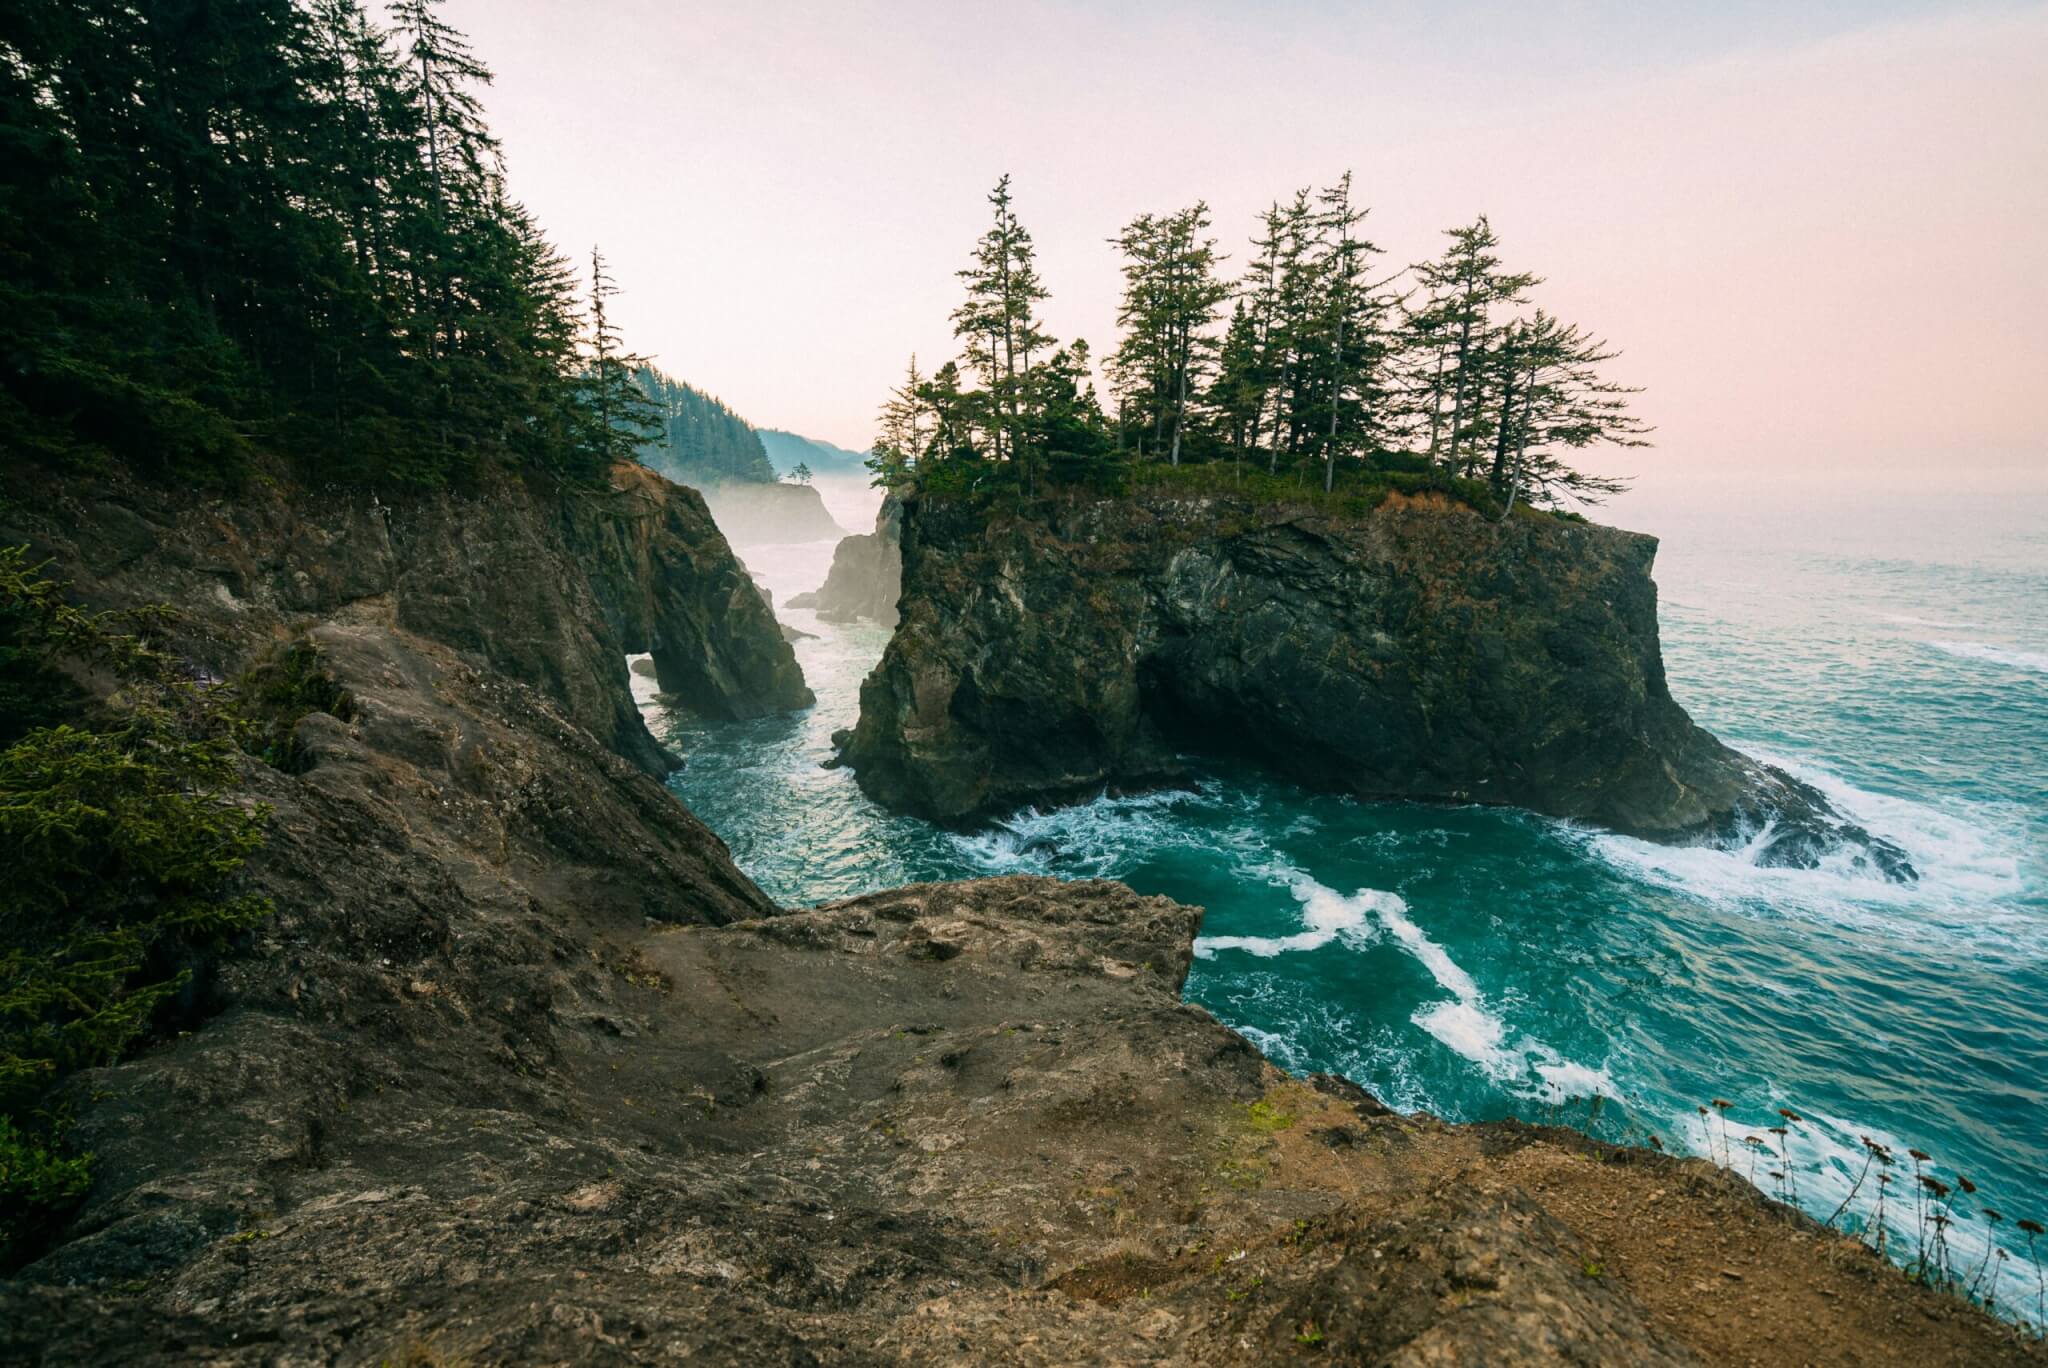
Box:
442, 0, 2048, 497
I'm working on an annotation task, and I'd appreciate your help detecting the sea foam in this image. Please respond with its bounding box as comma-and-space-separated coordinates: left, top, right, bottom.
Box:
1584, 751, 2034, 948
1926, 639, 2048, 676
1199, 872, 1613, 1099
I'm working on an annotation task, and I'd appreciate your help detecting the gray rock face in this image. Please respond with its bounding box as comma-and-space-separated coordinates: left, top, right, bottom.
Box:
2, 461, 810, 774
839, 491, 1909, 875
788, 496, 903, 625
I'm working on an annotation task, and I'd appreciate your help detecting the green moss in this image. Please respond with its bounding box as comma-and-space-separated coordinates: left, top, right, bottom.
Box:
1243, 1099, 1298, 1134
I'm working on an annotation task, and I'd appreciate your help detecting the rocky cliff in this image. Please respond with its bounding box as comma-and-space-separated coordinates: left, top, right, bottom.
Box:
788, 495, 904, 625
2, 461, 809, 774
839, 491, 1909, 875
696, 478, 845, 547
4, 467, 2022, 1364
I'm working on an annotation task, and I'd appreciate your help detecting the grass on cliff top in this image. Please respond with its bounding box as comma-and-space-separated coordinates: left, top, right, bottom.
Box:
913, 450, 1591, 528
0, 547, 325, 1260
1128, 459, 1511, 520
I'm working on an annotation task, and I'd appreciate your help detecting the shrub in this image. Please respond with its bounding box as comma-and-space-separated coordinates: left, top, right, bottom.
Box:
0, 547, 271, 1256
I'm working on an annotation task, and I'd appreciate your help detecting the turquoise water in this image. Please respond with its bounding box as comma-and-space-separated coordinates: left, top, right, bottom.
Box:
655, 481, 2048, 1319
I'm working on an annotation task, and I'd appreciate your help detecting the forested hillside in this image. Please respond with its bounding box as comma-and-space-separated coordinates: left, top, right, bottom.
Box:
757, 428, 871, 479
0, 0, 657, 490
634, 367, 776, 485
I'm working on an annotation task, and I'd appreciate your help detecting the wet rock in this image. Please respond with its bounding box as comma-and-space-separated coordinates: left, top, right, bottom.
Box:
838, 490, 1912, 876
788, 496, 902, 625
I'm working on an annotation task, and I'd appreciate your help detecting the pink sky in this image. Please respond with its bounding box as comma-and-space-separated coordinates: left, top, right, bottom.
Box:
444, 1, 2048, 494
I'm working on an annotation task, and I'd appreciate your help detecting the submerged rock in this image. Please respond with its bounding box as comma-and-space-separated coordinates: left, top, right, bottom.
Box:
788, 495, 903, 625
839, 490, 1912, 877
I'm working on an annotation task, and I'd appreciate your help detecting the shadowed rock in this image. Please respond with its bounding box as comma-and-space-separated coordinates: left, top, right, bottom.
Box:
789, 495, 903, 626
837, 490, 1912, 879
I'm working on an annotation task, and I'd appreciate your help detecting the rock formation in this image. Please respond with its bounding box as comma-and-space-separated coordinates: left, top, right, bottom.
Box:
788, 495, 903, 625
838, 491, 1910, 876
695, 478, 845, 546
4, 465, 2017, 1364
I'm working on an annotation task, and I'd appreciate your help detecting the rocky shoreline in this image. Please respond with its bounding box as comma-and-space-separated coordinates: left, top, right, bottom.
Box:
788, 495, 904, 626
0, 464, 2025, 1364
838, 490, 1912, 878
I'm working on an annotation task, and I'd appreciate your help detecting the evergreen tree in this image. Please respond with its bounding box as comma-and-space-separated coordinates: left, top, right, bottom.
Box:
1404, 216, 1538, 477
0, 0, 651, 492
634, 367, 776, 485
575, 247, 661, 474
1490, 312, 1648, 512
1107, 203, 1228, 467
869, 355, 929, 491
1306, 173, 1390, 491
952, 175, 1053, 488
1209, 301, 1266, 471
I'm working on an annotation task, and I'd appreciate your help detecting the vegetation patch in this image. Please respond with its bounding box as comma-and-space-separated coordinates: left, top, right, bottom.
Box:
230, 640, 358, 773
0, 548, 270, 1258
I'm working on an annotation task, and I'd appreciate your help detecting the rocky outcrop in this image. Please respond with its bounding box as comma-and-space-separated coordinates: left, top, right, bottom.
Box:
1, 461, 808, 774
696, 477, 845, 546
0, 468, 2021, 1364
788, 495, 903, 625
5, 870, 2028, 1364
839, 491, 1909, 875
563, 465, 814, 721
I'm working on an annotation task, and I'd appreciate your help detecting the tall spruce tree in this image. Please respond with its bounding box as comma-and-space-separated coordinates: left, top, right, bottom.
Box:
576, 247, 661, 475
1107, 203, 1228, 467
0, 0, 640, 492
1404, 216, 1538, 478
1489, 312, 1647, 512
952, 175, 1053, 488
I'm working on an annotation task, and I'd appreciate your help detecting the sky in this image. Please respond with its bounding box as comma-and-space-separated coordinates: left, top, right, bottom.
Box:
440, 0, 2048, 495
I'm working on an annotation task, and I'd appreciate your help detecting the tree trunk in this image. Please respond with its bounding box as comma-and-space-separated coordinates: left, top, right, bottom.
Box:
1168, 326, 1188, 468
1488, 359, 1517, 489
1324, 307, 1345, 494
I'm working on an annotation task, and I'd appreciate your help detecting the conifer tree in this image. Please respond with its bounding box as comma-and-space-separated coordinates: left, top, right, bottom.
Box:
1108, 203, 1228, 467
576, 247, 662, 475
1490, 312, 1648, 512
1404, 216, 1537, 477
870, 355, 929, 491
952, 175, 1053, 488
1308, 173, 1390, 491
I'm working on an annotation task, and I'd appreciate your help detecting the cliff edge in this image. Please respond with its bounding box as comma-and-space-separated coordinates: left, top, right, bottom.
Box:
4, 468, 2024, 1364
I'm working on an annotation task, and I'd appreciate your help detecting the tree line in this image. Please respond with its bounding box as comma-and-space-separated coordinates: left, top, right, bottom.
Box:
0, 0, 658, 489
633, 366, 778, 487
872, 176, 1649, 512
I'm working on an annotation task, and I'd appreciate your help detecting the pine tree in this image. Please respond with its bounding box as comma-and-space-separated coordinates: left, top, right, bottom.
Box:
1307, 173, 1390, 492
1108, 203, 1228, 467
1404, 216, 1538, 478
952, 175, 1053, 488
1490, 312, 1648, 513
576, 247, 662, 476
870, 355, 928, 491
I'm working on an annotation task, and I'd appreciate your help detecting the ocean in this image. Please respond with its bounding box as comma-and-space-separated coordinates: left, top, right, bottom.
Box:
650, 477, 2048, 1318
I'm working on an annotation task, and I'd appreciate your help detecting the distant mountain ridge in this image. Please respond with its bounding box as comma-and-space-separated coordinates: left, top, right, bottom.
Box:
758, 428, 872, 478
